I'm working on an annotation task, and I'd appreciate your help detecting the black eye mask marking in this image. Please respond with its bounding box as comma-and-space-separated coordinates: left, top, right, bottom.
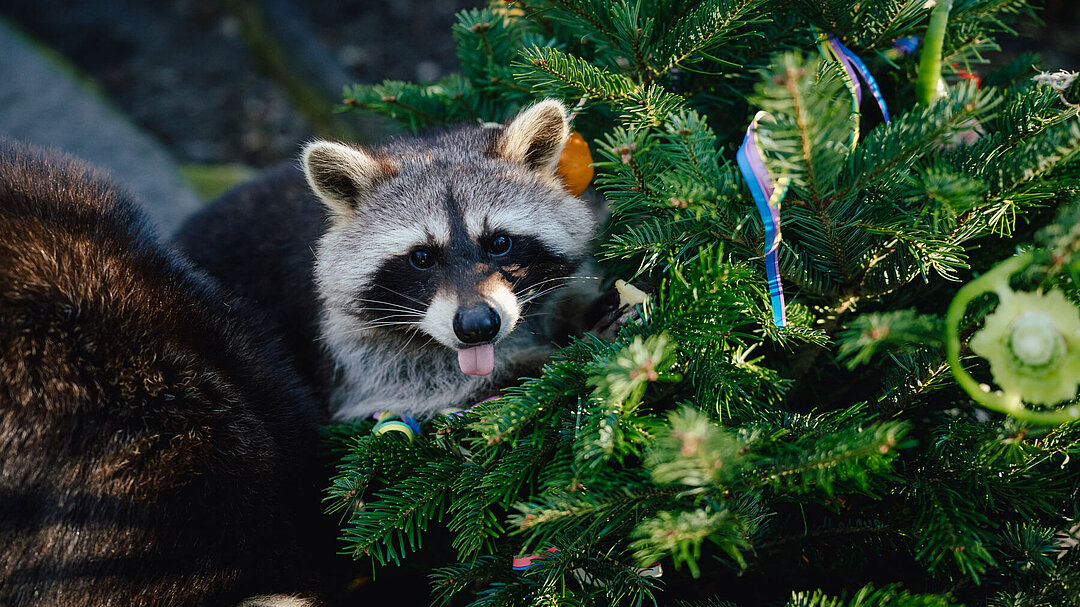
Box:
486, 234, 576, 301
350, 233, 578, 333
353, 250, 441, 328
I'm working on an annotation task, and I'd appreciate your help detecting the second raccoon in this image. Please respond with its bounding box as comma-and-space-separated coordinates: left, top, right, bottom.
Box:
176, 100, 597, 420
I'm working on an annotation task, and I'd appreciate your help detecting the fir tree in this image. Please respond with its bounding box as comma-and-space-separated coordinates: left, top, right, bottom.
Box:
326, 1, 1080, 605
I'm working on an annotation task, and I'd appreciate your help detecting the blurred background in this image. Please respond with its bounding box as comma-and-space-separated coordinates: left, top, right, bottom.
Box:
0, 0, 1076, 230
0, 0, 478, 229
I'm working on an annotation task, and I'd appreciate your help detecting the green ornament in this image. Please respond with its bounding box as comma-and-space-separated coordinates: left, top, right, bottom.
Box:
946, 253, 1080, 424
969, 289, 1080, 405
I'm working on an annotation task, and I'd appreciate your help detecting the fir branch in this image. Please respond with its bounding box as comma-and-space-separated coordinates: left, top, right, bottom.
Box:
862, 0, 938, 48
429, 556, 506, 605
816, 202, 857, 285
630, 507, 752, 577
909, 478, 998, 582
669, 115, 707, 173
786, 584, 960, 607
851, 226, 968, 296
625, 82, 692, 127
600, 215, 747, 268
837, 81, 993, 201
761, 56, 846, 203
646, 406, 747, 488
325, 432, 430, 517
574, 333, 678, 471
952, 0, 1033, 21
608, 1, 652, 82
823, 0, 859, 32
339, 76, 489, 130
448, 462, 503, 561
339, 456, 462, 565
754, 520, 907, 555
987, 112, 1080, 194
470, 342, 604, 445
544, 0, 621, 48
875, 354, 953, 415
453, 8, 512, 86
477, 428, 561, 507
837, 310, 944, 369
743, 419, 908, 498
516, 46, 633, 101
512, 483, 680, 540
650, 0, 765, 80
750, 53, 861, 292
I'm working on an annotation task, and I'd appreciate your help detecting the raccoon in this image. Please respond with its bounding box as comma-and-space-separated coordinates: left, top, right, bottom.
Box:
0, 140, 326, 606
176, 100, 598, 420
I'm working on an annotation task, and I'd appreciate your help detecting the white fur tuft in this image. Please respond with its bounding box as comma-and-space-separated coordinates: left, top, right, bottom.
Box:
420, 291, 460, 349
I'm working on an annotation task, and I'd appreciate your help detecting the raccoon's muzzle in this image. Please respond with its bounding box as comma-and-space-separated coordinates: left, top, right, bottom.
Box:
454, 303, 500, 376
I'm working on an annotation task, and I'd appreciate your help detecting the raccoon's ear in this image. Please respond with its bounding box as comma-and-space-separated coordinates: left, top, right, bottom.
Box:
494, 99, 570, 175
302, 141, 396, 219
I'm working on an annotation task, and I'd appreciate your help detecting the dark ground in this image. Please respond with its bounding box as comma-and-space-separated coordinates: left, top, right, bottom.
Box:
1, 0, 481, 167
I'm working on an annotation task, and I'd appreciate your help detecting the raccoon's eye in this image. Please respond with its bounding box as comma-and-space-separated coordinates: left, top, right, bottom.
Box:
409, 249, 435, 270
488, 235, 512, 257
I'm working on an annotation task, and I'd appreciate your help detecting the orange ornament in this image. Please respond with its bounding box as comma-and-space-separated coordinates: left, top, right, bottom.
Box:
556, 131, 594, 197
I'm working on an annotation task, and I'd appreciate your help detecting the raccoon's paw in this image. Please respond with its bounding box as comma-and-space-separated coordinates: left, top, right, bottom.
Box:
586, 280, 652, 342
238, 595, 319, 607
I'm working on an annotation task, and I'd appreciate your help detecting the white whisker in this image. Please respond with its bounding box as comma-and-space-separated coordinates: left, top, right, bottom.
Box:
338, 320, 422, 335
519, 284, 574, 306
354, 308, 425, 317
372, 284, 427, 306
352, 298, 425, 313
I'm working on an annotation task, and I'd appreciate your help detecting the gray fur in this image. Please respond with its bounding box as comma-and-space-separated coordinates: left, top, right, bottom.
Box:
310, 100, 596, 419
178, 100, 598, 421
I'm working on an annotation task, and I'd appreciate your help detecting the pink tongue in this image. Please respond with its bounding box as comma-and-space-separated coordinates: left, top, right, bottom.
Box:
458, 344, 495, 376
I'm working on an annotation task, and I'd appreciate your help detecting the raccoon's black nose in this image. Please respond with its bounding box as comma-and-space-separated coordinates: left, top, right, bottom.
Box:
453, 304, 500, 344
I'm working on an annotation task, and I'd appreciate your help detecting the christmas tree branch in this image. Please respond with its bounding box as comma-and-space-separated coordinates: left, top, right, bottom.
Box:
753, 521, 906, 555
650, 0, 761, 81
837, 83, 989, 201
616, 3, 653, 83
785, 77, 825, 205
546, 0, 621, 47
863, 2, 930, 48
516, 45, 632, 99
340, 458, 462, 564
743, 420, 907, 498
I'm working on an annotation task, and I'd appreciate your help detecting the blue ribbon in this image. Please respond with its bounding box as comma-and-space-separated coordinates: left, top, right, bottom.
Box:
736, 111, 790, 327
827, 33, 890, 123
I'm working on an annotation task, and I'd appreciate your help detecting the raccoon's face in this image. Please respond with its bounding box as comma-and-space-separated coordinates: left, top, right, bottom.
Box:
304, 100, 594, 376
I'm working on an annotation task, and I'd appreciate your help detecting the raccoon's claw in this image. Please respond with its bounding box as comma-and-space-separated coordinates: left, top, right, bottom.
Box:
458, 344, 495, 376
